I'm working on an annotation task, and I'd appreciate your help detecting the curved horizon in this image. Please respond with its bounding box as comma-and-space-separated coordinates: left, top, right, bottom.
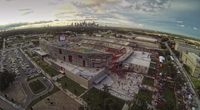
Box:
0, 0, 200, 38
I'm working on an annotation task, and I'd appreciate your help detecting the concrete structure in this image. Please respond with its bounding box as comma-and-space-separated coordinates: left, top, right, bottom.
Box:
39, 35, 134, 88
39, 38, 113, 89
135, 36, 158, 43
47, 58, 106, 89
175, 41, 200, 56
182, 52, 200, 77
40, 39, 112, 68
123, 51, 151, 74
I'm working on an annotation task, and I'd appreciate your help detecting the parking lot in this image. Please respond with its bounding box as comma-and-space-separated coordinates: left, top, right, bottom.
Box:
0, 49, 53, 108
3, 49, 40, 77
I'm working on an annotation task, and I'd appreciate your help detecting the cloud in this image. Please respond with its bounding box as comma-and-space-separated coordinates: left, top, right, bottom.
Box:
54, 3, 81, 19
55, 0, 173, 22
125, 0, 172, 12
19, 8, 32, 12
176, 20, 183, 24
4, 0, 14, 2
193, 27, 198, 30
71, 0, 172, 14
21, 10, 34, 15
178, 24, 185, 28
53, 0, 172, 28
73, 0, 119, 7
18, 8, 34, 16
48, 0, 66, 6
171, 0, 200, 11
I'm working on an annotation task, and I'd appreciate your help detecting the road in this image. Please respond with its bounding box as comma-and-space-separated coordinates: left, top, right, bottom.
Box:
0, 95, 24, 110
0, 38, 5, 71
19, 49, 54, 109
0, 47, 54, 110
21, 49, 88, 110
165, 42, 200, 109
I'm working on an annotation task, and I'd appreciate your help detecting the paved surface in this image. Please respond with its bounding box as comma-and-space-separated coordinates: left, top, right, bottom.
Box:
21, 49, 88, 110
0, 48, 54, 110
32, 91, 81, 110
19, 49, 54, 109
165, 42, 200, 109
0, 98, 16, 110
0, 40, 24, 110
0, 38, 5, 71
0, 95, 24, 110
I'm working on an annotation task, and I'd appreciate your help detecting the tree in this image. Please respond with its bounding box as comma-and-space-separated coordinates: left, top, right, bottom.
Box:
102, 84, 109, 98
103, 98, 120, 110
0, 70, 16, 91
78, 106, 85, 110
103, 84, 109, 93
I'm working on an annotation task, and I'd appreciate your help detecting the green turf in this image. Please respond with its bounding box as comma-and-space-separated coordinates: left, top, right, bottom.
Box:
142, 77, 154, 86
25, 50, 59, 77
27, 74, 43, 81
82, 88, 125, 110
130, 89, 153, 110
29, 80, 46, 94
35, 60, 59, 77
161, 86, 176, 110
136, 89, 153, 103
57, 76, 86, 96
190, 76, 200, 88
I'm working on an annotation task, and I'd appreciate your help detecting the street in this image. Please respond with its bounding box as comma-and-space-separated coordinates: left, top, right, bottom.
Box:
165, 42, 200, 109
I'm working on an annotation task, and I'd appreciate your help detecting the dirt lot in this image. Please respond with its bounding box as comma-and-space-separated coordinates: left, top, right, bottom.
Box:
33, 91, 82, 110
2, 81, 26, 105
0, 99, 16, 110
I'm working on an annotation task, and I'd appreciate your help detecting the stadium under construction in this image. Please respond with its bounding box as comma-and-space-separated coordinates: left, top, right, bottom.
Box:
37, 33, 158, 100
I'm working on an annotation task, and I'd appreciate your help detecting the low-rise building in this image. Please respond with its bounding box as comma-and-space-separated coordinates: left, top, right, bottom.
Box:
182, 52, 200, 77
123, 51, 151, 74
175, 41, 200, 56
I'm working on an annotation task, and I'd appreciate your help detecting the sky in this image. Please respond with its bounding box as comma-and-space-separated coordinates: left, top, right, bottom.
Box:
0, 0, 200, 38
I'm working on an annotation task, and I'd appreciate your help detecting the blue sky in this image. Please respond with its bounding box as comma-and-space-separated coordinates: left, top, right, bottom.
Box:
0, 0, 200, 38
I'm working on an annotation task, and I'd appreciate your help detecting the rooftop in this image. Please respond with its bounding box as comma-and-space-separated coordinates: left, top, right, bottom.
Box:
42, 39, 108, 54
124, 51, 151, 67
49, 59, 105, 80
135, 36, 157, 42
187, 52, 200, 66
34, 48, 48, 56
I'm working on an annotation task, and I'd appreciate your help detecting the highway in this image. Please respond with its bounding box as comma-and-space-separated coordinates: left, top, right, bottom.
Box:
165, 42, 200, 109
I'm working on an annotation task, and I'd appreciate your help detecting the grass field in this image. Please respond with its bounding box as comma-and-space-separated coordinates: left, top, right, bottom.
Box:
25, 50, 59, 77
57, 76, 86, 96
82, 88, 125, 110
35, 59, 59, 77
27, 74, 43, 81
137, 89, 153, 103
190, 76, 200, 88
163, 87, 176, 110
131, 89, 153, 110
27, 86, 60, 110
190, 76, 200, 98
29, 80, 46, 94
142, 77, 154, 86
157, 85, 176, 110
